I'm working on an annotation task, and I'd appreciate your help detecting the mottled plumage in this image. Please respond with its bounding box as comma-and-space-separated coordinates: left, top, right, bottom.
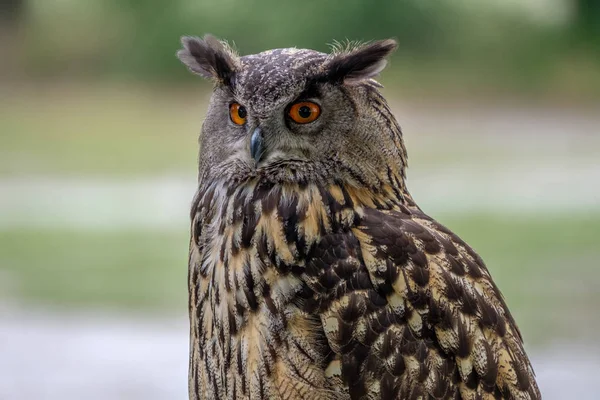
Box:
178, 35, 540, 400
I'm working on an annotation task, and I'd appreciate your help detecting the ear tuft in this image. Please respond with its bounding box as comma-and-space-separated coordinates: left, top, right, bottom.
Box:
325, 39, 397, 84
177, 34, 239, 84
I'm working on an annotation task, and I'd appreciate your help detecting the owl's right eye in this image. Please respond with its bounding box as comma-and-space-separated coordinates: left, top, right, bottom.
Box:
229, 103, 247, 125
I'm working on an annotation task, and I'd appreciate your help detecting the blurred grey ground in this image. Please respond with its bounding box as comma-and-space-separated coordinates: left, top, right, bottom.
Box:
1, 307, 599, 400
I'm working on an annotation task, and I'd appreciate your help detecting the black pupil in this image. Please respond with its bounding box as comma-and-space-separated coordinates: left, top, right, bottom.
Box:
298, 105, 311, 118
237, 105, 247, 119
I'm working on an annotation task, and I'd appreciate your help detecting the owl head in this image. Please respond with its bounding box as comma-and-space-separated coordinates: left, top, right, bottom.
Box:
178, 35, 406, 190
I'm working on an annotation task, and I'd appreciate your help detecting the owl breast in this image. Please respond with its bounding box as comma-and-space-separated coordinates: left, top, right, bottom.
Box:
188, 176, 541, 400
188, 179, 372, 400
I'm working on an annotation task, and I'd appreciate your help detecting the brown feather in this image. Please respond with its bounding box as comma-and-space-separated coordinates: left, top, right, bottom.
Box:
188, 179, 540, 399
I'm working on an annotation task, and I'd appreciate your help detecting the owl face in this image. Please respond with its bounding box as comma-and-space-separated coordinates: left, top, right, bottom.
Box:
178, 36, 402, 187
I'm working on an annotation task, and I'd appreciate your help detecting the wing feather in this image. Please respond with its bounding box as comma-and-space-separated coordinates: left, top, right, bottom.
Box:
307, 205, 540, 399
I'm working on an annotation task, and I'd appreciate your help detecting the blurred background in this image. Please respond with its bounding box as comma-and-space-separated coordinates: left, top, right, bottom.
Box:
1, 0, 599, 399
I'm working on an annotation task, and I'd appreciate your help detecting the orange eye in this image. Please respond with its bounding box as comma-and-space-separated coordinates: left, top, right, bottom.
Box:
288, 101, 321, 124
229, 103, 247, 125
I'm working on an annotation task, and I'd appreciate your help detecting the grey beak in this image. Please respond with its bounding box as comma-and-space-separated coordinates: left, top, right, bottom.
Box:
250, 128, 264, 163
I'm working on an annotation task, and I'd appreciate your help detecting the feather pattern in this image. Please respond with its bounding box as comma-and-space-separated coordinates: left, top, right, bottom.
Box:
188, 173, 541, 399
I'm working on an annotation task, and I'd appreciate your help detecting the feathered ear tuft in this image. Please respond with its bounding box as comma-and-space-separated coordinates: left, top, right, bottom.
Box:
177, 35, 239, 84
324, 39, 397, 84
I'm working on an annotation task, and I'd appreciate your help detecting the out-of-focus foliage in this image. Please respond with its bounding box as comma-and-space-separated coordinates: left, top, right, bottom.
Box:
3, 0, 598, 97
573, 0, 600, 46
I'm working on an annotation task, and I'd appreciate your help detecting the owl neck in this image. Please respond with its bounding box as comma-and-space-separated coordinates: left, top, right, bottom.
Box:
193, 171, 415, 252
200, 153, 410, 203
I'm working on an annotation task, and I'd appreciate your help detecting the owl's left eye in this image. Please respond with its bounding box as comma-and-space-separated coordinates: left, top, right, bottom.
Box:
229, 103, 247, 125
288, 101, 321, 124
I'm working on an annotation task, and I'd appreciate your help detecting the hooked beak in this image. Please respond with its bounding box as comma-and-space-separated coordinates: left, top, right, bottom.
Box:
250, 127, 264, 163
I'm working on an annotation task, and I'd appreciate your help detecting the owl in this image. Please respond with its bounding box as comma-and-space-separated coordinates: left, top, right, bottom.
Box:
178, 35, 541, 400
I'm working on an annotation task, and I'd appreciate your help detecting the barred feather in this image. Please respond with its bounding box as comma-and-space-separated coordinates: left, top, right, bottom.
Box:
188, 176, 540, 399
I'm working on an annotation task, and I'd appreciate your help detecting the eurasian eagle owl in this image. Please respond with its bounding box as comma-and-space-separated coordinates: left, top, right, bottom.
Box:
178, 35, 540, 400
